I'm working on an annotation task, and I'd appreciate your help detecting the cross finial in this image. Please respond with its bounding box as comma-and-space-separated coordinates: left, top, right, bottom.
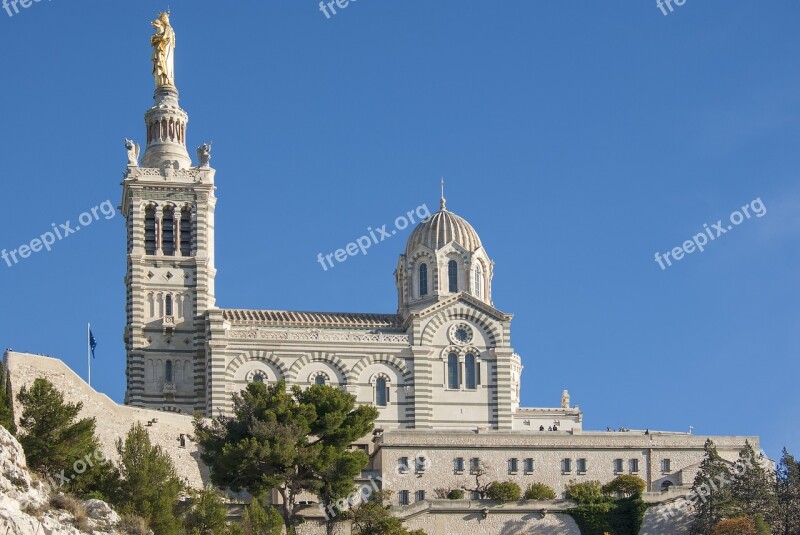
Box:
440, 177, 446, 211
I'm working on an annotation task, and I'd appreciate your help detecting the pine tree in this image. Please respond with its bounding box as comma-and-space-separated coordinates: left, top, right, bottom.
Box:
116, 422, 183, 535
183, 485, 229, 535
690, 440, 736, 535
240, 496, 283, 535
774, 448, 800, 535
730, 441, 777, 526
0, 361, 16, 434
16, 378, 117, 498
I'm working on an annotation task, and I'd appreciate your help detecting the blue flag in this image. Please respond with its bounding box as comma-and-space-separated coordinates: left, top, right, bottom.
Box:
89, 330, 97, 359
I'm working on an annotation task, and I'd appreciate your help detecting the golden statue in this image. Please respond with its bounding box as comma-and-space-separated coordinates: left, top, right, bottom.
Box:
151, 12, 176, 87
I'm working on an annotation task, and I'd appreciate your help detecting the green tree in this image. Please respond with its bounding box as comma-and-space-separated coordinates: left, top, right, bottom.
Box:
690, 440, 736, 535
350, 491, 424, 535
239, 496, 283, 535
566, 481, 608, 505
116, 422, 183, 535
730, 441, 777, 527
194, 381, 378, 534
602, 475, 646, 498
184, 485, 229, 535
446, 489, 464, 500
16, 378, 116, 498
775, 448, 800, 535
524, 482, 556, 500
0, 360, 16, 434
485, 481, 522, 502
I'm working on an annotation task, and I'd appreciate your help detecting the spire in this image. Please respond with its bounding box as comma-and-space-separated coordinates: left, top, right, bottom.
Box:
440, 177, 447, 211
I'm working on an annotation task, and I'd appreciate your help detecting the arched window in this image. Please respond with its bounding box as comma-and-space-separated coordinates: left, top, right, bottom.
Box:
165, 295, 173, 316
465, 354, 477, 389
315, 375, 326, 386
162, 207, 175, 256
253, 373, 265, 383
376, 377, 388, 407
418, 264, 428, 297
180, 208, 192, 256
448, 260, 458, 293
165, 360, 173, 383
144, 206, 156, 255
447, 353, 459, 389
474, 264, 483, 298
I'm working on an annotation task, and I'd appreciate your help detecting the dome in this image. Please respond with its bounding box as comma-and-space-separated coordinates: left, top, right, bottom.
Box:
405, 199, 483, 256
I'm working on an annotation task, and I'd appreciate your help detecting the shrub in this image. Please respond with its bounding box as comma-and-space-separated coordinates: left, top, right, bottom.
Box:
524, 483, 556, 500
711, 517, 758, 535
240, 496, 282, 535
447, 489, 464, 500
118, 514, 150, 535
602, 475, 646, 497
50, 494, 90, 532
565, 481, 607, 504
183, 485, 228, 535
485, 481, 521, 502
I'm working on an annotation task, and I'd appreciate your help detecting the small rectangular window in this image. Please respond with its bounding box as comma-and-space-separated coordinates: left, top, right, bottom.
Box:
416, 490, 426, 502
577, 458, 587, 473
614, 458, 623, 473
662, 459, 671, 472
416, 456, 428, 472
562, 458, 572, 473
454, 457, 464, 472
470, 457, 480, 473
399, 457, 409, 473
524, 458, 534, 473
399, 490, 409, 506
471, 490, 481, 500
508, 458, 519, 473
630, 459, 639, 473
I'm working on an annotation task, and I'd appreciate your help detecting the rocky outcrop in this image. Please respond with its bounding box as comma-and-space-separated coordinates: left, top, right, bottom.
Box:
0, 425, 124, 534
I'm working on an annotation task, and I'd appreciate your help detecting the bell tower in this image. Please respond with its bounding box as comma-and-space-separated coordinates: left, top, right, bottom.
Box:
121, 12, 216, 414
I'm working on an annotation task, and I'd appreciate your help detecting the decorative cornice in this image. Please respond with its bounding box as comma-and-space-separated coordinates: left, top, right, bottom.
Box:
222, 309, 403, 329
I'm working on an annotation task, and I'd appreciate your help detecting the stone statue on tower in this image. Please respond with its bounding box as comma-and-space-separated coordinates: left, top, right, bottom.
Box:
151, 12, 176, 88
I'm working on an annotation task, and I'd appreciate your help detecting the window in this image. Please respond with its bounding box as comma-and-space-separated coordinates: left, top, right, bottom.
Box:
165, 295, 173, 316
419, 264, 428, 296
614, 459, 624, 473
508, 458, 519, 473
577, 459, 587, 473
375, 377, 388, 407
630, 459, 639, 473
165, 360, 173, 383
447, 353, 459, 389
454, 457, 465, 472
398, 457, 409, 473
399, 490, 410, 506
562, 458, 572, 473
470, 457, 480, 473
662, 459, 671, 473
144, 206, 156, 255
179, 208, 192, 256
448, 260, 458, 292
524, 458, 534, 473
471, 490, 481, 500
465, 354, 477, 389
162, 207, 175, 256
474, 264, 483, 298
253, 373, 265, 383
315, 375, 326, 386
416, 456, 428, 472
415, 490, 426, 503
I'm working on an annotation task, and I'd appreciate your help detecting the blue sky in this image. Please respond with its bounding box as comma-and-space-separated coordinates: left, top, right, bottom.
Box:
0, 1, 798, 458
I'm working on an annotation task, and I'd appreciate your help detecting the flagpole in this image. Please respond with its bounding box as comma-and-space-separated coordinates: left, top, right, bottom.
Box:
87, 322, 91, 387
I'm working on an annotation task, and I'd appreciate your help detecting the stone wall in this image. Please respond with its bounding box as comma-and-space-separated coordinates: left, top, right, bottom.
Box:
4, 351, 208, 490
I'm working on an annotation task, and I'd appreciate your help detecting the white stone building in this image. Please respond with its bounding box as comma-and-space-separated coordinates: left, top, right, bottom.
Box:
110, 19, 762, 511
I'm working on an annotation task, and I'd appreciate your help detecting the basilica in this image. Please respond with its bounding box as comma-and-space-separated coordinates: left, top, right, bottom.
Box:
118, 13, 757, 519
